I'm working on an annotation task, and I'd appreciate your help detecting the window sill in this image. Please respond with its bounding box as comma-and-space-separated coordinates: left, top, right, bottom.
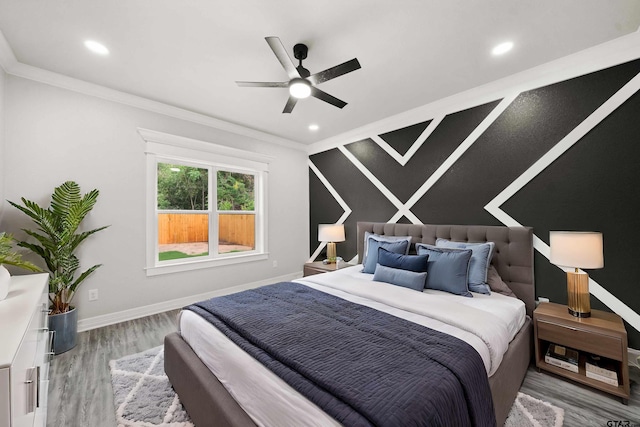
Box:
146, 252, 269, 276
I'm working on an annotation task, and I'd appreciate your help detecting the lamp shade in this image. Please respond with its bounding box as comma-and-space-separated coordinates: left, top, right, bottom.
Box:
549, 231, 604, 269
318, 224, 345, 242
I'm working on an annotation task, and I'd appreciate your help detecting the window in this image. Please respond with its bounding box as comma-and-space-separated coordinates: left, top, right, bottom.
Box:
140, 129, 271, 276
157, 163, 210, 262
215, 170, 256, 254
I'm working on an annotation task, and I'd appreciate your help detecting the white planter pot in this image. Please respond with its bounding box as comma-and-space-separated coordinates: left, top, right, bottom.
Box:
0, 265, 10, 301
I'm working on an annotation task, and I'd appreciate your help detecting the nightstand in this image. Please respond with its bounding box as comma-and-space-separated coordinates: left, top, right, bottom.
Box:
303, 261, 354, 277
534, 302, 630, 403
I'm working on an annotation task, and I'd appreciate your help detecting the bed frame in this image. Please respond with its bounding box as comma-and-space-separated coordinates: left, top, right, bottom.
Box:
165, 222, 534, 426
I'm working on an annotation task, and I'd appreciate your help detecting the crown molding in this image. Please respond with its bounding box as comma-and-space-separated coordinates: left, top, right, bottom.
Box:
308, 31, 640, 155
0, 30, 305, 152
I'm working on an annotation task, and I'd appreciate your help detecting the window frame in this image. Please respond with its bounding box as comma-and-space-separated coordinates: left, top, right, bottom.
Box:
140, 128, 271, 276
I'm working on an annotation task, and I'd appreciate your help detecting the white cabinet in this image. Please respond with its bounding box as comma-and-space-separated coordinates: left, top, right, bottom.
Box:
0, 274, 50, 427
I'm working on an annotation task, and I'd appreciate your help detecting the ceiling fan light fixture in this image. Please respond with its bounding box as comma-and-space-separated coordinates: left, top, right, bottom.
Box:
289, 78, 311, 99
237, 37, 360, 113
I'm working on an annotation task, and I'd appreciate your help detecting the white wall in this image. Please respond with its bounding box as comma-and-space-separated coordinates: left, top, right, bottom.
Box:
0, 75, 309, 326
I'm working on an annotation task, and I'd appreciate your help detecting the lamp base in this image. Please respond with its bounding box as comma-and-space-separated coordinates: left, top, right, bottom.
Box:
568, 307, 591, 318
567, 270, 591, 318
326, 242, 337, 264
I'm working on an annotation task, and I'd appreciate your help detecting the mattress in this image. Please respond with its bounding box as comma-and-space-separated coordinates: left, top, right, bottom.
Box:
316, 265, 526, 343
179, 265, 526, 427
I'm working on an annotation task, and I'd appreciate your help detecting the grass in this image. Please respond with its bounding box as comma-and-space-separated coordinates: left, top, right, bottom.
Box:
159, 251, 208, 261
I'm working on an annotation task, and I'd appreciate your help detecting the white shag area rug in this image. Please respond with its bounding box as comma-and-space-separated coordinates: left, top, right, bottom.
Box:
505, 392, 564, 427
110, 346, 564, 427
109, 346, 193, 427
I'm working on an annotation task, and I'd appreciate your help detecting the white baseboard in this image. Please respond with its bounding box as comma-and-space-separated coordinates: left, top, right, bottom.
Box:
77, 271, 303, 332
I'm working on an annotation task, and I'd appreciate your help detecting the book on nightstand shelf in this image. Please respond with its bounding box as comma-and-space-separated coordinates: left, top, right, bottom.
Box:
585, 354, 619, 386
545, 343, 579, 373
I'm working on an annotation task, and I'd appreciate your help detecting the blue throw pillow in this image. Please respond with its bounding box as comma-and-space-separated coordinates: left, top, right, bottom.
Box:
416, 244, 473, 297
362, 232, 412, 266
373, 264, 428, 291
436, 239, 495, 295
362, 239, 410, 274
377, 247, 429, 273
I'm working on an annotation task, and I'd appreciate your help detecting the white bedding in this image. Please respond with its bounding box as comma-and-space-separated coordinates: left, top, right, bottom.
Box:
179, 265, 526, 427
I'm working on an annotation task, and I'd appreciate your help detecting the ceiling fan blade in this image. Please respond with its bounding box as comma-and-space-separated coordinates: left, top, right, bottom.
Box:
283, 96, 298, 114
308, 58, 361, 85
236, 81, 288, 88
310, 87, 347, 109
265, 37, 300, 80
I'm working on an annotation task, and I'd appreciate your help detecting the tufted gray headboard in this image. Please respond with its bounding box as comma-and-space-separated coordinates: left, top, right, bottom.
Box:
357, 222, 535, 317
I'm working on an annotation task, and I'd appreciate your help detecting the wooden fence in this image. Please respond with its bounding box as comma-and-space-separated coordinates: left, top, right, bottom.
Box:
158, 213, 255, 247
219, 214, 255, 247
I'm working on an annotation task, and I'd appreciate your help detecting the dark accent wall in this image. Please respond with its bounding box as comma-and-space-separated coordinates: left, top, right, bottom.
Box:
309, 59, 640, 348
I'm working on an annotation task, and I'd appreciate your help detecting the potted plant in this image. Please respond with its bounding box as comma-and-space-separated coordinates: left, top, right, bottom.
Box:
9, 181, 108, 354
0, 232, 42, 300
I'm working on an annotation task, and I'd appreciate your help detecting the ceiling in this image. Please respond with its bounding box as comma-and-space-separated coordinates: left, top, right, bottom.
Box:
1, 1, 639, 146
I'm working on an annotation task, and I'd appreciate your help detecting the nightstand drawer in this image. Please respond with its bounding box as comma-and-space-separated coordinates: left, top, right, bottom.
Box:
537, 319, 622, 360
303, 261, 354, 277
303, 266, 325, 277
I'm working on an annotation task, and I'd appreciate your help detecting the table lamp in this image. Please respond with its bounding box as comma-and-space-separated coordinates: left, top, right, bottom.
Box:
549, 231, 604, 318
318, 224, 345, 263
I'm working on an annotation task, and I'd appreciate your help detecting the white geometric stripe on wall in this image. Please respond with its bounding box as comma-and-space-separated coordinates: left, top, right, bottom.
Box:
388, 93, 519, 223
485, 71, 640, 333
330, 93, 519, 225
371, 115, 445, 166
337, 146, 421, 224
308, 159, 352, 262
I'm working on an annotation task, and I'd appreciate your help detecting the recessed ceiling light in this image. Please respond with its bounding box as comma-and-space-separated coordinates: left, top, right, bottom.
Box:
308, 124, 319, 131
84, 40, 109, 55
492, 41, 513, 56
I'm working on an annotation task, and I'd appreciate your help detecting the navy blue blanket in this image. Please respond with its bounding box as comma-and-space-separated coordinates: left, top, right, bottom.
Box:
186, 282, 496, 427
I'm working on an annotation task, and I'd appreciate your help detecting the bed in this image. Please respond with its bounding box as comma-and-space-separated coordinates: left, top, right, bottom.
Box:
165, 222, 534, 426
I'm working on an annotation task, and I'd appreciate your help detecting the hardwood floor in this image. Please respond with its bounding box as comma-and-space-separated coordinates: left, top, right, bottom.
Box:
46, 310, 180, 427
47, 310, 640, 426
520, 366, 640, 426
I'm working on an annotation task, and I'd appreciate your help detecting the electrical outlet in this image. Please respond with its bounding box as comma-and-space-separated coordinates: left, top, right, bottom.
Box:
272, 260, 278, 268
88, 289, 99, 301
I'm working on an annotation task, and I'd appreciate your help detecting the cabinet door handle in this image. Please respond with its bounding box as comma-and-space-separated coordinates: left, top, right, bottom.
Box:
47, 330, 56, 361
36, 366, 41, 408
41, 302, 49, 325
25, 367, 37, 413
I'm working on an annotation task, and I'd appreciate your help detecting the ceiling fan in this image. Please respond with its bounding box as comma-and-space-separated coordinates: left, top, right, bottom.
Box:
236, 37, 361, 113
